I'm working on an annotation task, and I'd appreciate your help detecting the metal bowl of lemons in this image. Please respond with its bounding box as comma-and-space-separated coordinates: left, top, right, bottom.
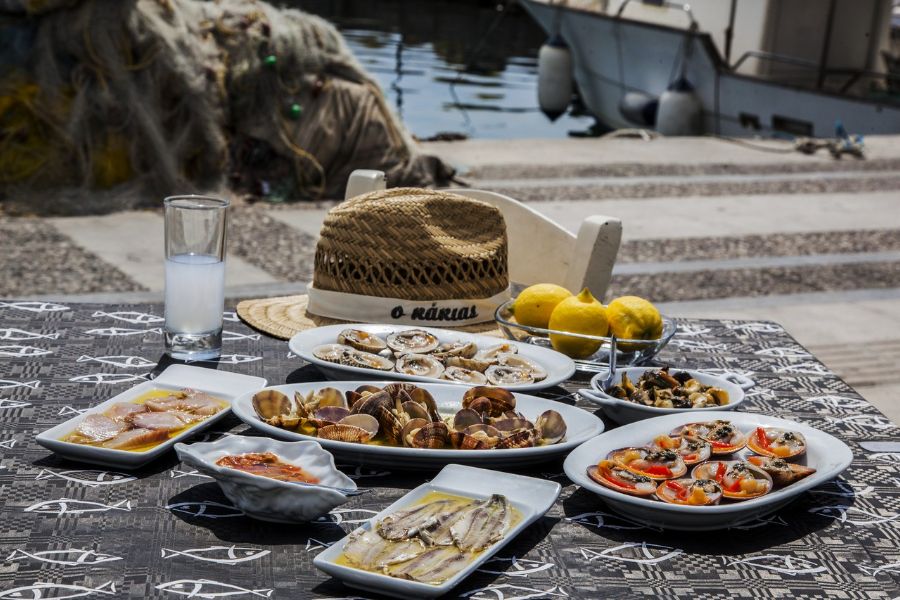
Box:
493, 286, 676, 371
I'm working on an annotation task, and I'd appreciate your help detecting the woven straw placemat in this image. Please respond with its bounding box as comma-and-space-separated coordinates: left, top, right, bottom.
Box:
236, 295, 503, 340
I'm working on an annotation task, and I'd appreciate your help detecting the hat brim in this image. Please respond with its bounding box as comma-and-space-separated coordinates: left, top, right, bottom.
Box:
236, 295, 503, 340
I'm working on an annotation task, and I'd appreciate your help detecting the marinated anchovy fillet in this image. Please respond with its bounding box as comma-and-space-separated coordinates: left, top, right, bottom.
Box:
385, 546, 469, 584
450, 494, 510, 552
378, 499, 470, 541
343, 530, 428, 569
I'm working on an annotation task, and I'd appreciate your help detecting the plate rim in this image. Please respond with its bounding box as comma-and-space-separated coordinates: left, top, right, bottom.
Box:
231, 380, 604, 460
563, 410, 853, 516
288, 323, 576, 391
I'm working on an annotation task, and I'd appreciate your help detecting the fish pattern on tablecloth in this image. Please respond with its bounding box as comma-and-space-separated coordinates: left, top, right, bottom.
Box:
0, 302, 898, 598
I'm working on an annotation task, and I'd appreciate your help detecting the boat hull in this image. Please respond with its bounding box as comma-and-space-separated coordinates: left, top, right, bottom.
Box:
522, 0, 900, 136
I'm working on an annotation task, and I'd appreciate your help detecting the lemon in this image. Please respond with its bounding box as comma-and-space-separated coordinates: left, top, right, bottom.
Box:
606, 296, 663, 350
512, 283, 572, 329
548, 288, 608, 358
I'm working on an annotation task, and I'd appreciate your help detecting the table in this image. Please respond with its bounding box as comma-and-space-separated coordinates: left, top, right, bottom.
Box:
0, 300, 898, 599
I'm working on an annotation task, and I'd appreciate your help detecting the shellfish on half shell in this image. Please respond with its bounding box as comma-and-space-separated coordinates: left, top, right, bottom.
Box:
386, 329, 440, 354
445, 356, 493, 373
587, 460, 658, 496
341, 348, 395, 371
442, 366, 487, 385
485, 365, 534, 386
312, 343, 351, 363
496, 354, 547, 382
473, 343, 517, 362
432, 341, 477, 360
395, 353, 445, 379
337, 329, 387, 354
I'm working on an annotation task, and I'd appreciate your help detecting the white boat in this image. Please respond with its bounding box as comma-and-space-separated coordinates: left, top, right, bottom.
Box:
521, 0, 900, 136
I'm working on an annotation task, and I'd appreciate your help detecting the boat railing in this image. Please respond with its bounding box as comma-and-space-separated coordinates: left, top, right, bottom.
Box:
731, 50, 896, 100
614, 0, 697, 29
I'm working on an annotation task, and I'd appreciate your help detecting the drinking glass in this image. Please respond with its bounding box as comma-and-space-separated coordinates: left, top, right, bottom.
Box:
163, 195, 229, 360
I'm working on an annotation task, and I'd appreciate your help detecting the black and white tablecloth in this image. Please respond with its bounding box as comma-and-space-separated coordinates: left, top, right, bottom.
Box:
0, 300, 898, 599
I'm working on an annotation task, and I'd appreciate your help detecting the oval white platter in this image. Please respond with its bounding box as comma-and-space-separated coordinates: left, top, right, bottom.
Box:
579, 367, 754, 425
288, 323, 576, 391
232, 381, 604, 469
563, 410, 853, 530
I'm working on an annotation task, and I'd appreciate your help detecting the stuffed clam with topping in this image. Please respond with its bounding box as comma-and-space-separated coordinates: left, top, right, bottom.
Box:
252, 384, 567, 451
311, 328, 549, 385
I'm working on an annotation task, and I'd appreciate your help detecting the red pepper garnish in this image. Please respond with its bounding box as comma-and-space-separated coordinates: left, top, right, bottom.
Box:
643, 465, 673, 477
755, 427, 770, 449
685, 453, 698, 462
725, 479, 743, 493
665, 480, 688, 500
708, 440, 732, 449
714, 462, 727, 482
602, 467, 635, 489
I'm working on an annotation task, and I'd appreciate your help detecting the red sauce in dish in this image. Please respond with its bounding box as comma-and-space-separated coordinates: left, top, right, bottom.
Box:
215, 452, 319, 484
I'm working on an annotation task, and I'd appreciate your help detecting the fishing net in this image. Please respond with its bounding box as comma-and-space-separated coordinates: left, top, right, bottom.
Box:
0, 0, 452, 213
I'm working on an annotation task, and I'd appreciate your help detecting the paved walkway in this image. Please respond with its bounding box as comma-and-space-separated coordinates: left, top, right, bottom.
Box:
1, 135, 898, 422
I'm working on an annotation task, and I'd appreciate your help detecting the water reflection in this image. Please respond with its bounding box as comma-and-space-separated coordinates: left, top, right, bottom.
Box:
291, 0, 592, 138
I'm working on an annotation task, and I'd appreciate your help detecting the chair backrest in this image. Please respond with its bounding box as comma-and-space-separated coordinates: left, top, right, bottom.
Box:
345, 170, 622, 300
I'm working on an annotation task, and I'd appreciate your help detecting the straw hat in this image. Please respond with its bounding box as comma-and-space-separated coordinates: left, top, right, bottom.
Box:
237, 188, 511, 339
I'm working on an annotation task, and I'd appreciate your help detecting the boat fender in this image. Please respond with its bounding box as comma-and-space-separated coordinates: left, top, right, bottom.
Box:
656, 77, 702, 136
537, 34, 573, 121
619, 91, 658, 127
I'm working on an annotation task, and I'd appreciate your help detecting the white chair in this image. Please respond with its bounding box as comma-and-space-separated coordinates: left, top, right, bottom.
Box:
345, 170, 622, 301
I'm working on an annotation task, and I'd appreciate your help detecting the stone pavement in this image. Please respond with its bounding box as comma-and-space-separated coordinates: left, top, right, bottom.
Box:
1, 135, 898, 422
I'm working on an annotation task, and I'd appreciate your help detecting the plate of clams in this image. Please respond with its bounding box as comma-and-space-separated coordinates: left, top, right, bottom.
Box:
288, 324, 576, 391
231, 382, 604, 468
563, 411, 852, 530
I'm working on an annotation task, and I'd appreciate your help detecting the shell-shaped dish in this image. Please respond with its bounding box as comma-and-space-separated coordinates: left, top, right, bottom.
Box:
586, 460, 658, 497
607, 447, 688, 480
656, 478, 723, 506
175, 436, 356, 523
746, 427, 807, 459
691, 460, 773, 501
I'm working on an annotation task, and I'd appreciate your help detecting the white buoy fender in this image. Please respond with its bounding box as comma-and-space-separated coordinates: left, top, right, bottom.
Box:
656, 77, 702, 136
537, 34, 573, 122
619, 91, 658, 127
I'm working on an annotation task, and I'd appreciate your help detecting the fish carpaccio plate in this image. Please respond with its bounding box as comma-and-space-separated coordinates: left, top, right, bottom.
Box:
232, 381, 604, 469
314, 464, 561, 599
564, 410, 853, 530
36, 365, 267, 469
288, 323, 576, 391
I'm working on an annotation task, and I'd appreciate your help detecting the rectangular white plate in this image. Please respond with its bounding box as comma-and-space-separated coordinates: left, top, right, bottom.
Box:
289, 323, 576, 391
36, 365, 267, 469
314, 464, 561, 598
563, 410, 853, 530
231, 381, 604, 469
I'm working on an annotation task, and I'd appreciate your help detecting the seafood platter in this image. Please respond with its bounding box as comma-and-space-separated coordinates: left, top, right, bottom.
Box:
314, 463, 561, 598
36, 365, 267, 468
580, 366, 755, 424
176, 436, 358, 523
232, 382, 605, 468
564, 411, 852, 530
288, 324, 576, 391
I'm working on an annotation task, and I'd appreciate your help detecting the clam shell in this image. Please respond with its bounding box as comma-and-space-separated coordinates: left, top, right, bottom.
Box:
433, 341, 478, 359
655, 478, 723, 506
395, 353, 445, 379
400, 417, 429, 447
495, 428, 535, 449
252, 389, 291, 420
452, 424, 501, 450
341, 348, 394, 371
310, 406, 351, 426
317, 422, 373, 444
485, 365, 534, 386
452, 408, 484, 431
496, 353, 547, 382
338, 413, 380, 437
746, 427, 806, 458
691, 460, 773, 500
386, 329, 440, 354
474, 343, 518, 362
312, 343, 351, 363
445, 356, 493, 373
462, 386, 516, 417
535, 409, 566, 445
442, 366, 488, 385
336, 328, 387, 354
411, 421, 450, 449
400, 400, 429, 421
586, 463, 658, 497
308, 387, 348, 410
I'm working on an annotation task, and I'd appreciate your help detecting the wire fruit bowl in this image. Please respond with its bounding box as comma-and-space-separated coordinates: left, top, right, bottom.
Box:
494, 300, 676, 372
